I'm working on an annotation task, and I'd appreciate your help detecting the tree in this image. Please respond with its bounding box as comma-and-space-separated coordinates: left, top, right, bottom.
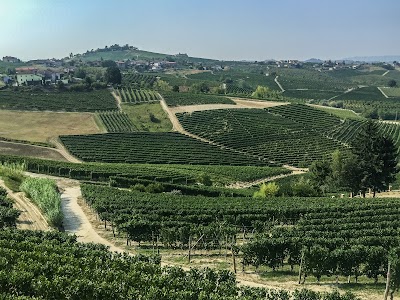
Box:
388, 80, 397, 87
75, 68, 86, 79
251, 85, 282, 99
153, 79, 171, 92
101, 60, 117, 68
191, 82, 210, 93
105, 66, 122, 85
309, 160, 331, 194
351, 121, 398, 197
172, 85, 179, 92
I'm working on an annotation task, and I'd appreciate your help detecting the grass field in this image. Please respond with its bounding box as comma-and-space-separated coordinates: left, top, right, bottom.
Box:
121, 102, 172, 132
0, 110, 104, 143
309, 104, 363, 120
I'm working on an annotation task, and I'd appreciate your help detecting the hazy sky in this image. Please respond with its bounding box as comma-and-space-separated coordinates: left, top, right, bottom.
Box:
1, 0, 399, 61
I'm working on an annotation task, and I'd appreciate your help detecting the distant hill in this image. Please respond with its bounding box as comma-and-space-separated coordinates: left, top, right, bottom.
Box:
342, 55, 400, 63
75, 45, 219, 64
304, 58, 323, 63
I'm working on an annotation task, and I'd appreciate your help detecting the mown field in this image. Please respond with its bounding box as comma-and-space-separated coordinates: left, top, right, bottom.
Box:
0, 110, 103, 143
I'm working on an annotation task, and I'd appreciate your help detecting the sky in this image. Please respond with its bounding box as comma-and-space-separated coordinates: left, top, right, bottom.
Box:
0, 0, 399, 61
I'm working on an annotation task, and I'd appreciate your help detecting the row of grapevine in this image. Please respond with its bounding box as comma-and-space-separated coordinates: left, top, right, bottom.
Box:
97, 111, 137, 132
241, 199, 400, 283
0, 230, 359, 300
81, 183, 400, 248
0, 187, 19, 228
0, 153, 288, 184
122, 73, 156, 87
116, 87, 160, 103
177, 108, 348, 167
59, 132, 269, 166
162, 91, 235, 107
0, 90, 118, 112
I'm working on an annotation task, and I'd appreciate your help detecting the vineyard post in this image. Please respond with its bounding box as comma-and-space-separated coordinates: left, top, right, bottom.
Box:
188, 236, 192, 263
298, 249, 305, 284
225, 235, 228, 260
156, 235, 159, 254
152, 231, 155, 254
231, 238, 237, 274
384, 260, 391, 300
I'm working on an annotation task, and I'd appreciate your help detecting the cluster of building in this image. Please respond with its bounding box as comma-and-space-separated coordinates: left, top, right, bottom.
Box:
1, 67, 70, 86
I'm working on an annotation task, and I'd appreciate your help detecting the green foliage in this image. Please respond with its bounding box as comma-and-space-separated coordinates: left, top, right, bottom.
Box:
0, 162, 26, 192
388, 79, 397, 87
252, 85, 282, 99
197, 172, 212, 186
253, 182, 279, 198
20, 177, 63, 227
291, 177, 319, 197
0, 187, 20, 228
105, 66, 122, 84
190, 81, 210, 93
153, 79, 172, 91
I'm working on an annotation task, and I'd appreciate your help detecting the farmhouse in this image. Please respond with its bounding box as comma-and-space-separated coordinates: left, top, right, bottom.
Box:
16, 74, 43, 86
15, 67, 38, 74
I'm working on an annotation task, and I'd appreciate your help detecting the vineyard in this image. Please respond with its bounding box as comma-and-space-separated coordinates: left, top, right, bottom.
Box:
335, 87, 388, 101
177, 108, 347, 167
122, 73, 156, 87
162, 91, 235, 106
274, 68, 354, 91
0, 187, 19, 229
115, 87, 160, 103
283, 89, 342, 100
242, 197, 400, 284
0, 229, 359, 299
0, 154, 287, 184
97, 111, 137, 132
59, 132, 269, 165
0, 90, 118, 112
382, 87, 400, 97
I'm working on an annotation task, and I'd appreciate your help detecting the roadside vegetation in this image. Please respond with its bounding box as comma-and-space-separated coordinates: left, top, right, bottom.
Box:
20, 177, 63, 228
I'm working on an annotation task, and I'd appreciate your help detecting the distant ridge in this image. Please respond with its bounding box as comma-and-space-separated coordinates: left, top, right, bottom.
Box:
304, 58, 323, 63
342, 55, 400, 63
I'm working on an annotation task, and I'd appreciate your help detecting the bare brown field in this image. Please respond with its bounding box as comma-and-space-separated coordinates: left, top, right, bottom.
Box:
0, 141, 67, 161
0, 110, 104, 143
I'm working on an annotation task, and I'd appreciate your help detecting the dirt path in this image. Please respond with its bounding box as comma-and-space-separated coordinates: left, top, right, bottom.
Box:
111, 89, 122, 110
25, 172, 125, 253
227, 169, 306, 189
48, 137, 82, 163
275, 76, 285, 92
168, 99, 287, 114
0, 178, 49, 231
378, 87, 389, 98
382, 70, 390, 76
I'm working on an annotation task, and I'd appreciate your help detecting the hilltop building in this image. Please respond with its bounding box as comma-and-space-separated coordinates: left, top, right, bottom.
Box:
2, 56, 20, 63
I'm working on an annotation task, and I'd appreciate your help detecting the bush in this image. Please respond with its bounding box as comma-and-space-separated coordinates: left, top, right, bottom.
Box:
253, 182, 279, 198
291, 177, 319, 197
145, 183, 164, 193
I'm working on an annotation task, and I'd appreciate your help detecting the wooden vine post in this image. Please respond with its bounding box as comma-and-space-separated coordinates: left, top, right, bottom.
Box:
298, 249, 305, 284
384, 260, 391, 300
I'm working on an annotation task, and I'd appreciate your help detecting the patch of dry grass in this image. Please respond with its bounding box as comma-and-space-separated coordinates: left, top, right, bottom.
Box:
0, 110, 104, 143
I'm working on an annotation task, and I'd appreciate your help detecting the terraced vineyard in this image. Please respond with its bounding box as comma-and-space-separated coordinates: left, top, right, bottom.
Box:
116, 87, 160, 103
335, 86, 388, 101
0, 90, 118, 112
382, 87, 400, 97
59, 132, 268, 165
225, 83, 254, 96
97, 111, 137, 132
122, 73, 156, 87
177, 108, 347, 167
162, 91, 235, 106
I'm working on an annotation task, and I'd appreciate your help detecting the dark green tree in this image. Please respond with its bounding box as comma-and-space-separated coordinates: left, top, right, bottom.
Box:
105, 66, 122, 84
352, 121, 398, 197
388, 80, 397, 87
